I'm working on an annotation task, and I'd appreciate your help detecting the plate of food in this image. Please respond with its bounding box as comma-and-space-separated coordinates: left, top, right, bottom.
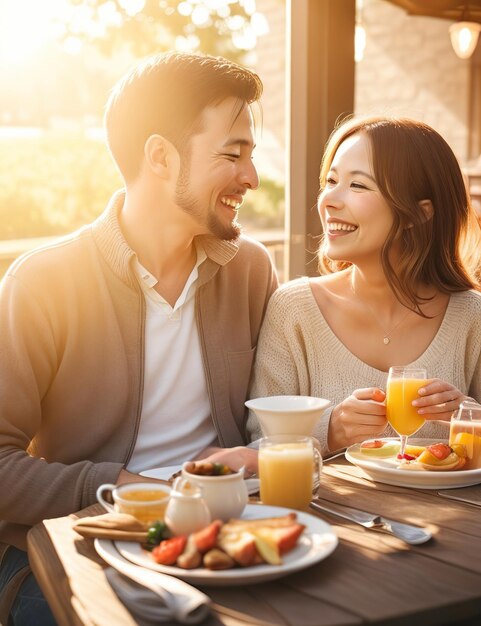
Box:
98, 504, 338, 586
345, 438, 481, 489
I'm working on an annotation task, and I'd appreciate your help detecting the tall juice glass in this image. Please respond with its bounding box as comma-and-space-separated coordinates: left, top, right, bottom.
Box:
386, 366, 427, 458
258, 435, 321, 510
449, 401, 481, 470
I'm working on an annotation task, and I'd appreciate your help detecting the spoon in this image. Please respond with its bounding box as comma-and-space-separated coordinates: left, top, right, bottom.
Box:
310, 499, 432, 545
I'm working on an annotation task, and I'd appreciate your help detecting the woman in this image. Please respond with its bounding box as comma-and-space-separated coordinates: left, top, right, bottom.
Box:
248, 116, 481, 455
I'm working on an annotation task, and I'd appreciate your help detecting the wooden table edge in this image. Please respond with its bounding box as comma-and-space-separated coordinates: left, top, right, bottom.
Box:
28, 521, 87, 626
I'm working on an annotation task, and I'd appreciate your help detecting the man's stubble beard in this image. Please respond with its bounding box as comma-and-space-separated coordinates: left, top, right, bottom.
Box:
175, 154, 241, 242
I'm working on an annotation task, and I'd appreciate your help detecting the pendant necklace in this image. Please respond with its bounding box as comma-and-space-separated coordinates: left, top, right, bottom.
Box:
350, 280, 413, 345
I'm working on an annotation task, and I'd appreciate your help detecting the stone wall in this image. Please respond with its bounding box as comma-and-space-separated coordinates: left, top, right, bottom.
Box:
252, 0, 477, 171
355, 0, 471, 164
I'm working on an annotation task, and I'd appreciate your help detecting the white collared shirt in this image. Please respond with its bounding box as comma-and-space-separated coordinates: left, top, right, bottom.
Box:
126, 242, 217, 473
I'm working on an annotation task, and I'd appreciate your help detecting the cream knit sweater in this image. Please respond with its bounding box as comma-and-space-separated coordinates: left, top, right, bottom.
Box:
248, 277, 481, 455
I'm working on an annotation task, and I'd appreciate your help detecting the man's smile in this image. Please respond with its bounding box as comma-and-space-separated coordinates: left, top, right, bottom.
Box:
220, 195, 243, 211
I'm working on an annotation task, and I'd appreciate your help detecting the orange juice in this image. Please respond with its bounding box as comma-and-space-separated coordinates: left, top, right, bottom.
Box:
259, 442, 313, 510
449, 421, 481, 470
115, 487, 170, 525
386, 378, 426, 436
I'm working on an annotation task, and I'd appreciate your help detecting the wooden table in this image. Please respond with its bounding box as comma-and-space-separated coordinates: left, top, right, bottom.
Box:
27, 458, 481, 626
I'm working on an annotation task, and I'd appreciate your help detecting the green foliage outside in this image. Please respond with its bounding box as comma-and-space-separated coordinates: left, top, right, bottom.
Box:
0, 132, 284, 240
57, 0, 259, 62
0, 134, 121, 239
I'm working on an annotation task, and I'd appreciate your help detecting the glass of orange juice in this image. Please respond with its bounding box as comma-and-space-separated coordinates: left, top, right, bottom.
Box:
386, 366, 427, 458
449, 401, 481, 470
258, 435, 321, 510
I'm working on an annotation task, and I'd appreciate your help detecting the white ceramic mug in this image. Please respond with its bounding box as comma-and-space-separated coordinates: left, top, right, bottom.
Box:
181, 464, 248, 521
96, 482, 171, 526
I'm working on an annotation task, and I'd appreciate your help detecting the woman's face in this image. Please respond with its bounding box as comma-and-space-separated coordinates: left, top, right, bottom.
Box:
318, 132, 395, 266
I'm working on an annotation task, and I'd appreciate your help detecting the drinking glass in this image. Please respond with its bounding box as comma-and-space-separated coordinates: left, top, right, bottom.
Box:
386, 366, 427, 458
258, 435, 321, 510
449, 400, 481, 470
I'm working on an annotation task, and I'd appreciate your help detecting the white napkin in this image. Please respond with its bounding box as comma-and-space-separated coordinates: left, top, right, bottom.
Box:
97, 541, 211, 624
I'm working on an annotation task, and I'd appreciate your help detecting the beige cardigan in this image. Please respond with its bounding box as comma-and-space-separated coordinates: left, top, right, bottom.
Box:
248, 277, 481, 454
0, 191, 278, 550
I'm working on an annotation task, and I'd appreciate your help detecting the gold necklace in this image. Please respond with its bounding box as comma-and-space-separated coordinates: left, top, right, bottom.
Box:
350, 279, 413, 345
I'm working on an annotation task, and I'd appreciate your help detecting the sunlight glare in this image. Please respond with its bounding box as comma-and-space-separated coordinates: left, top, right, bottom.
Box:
119, 0, 146, 18
0, 0, 67, 64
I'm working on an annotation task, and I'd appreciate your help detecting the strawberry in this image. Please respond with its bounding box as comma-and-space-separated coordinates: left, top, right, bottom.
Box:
397, 453, 416, 461
426, 443, 452, 460
151, 535, 187, 565
361, 440, 384, 449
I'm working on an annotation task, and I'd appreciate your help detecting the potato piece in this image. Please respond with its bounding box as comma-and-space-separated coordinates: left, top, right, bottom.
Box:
176, 535, 202, 569
203, 549, 236, 570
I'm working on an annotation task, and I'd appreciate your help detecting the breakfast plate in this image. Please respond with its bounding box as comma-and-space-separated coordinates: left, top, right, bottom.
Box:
101, 504, 338, 586
346, 438, 481, 490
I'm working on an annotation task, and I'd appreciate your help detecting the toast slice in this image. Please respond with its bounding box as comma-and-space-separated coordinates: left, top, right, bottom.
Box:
217, 529, 260, 566
222, 513, 298, 532
252, 523, 305, 554
217, 513, 305, 566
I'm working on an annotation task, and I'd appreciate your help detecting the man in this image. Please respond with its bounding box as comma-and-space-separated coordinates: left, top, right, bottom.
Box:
0, 51, 278, 624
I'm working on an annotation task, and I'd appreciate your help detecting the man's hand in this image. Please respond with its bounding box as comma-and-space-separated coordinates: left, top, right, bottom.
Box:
328, 387, 387, 451
195, 445, 258, 475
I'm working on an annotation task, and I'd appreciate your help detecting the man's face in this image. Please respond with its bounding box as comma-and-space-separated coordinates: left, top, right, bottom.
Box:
174, 97, 259, 241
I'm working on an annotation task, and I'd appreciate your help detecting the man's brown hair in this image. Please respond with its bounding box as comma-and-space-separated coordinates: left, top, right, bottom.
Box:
104, 51, 263, 183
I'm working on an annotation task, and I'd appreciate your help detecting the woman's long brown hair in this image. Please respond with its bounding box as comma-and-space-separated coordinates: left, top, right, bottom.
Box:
318, 116, 481, 312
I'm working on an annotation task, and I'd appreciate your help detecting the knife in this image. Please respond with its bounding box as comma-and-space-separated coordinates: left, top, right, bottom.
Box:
437, 490, 481, 507
310, 499, 432, 545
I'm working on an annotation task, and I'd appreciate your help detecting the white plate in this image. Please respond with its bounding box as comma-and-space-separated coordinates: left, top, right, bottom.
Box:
141, 466, 260, 495
109, 504, 338, 586
140, 466, 182, 481
346, 438, 481, 490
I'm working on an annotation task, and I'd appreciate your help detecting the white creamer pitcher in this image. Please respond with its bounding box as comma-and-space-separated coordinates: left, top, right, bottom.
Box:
164, 477, 211, 536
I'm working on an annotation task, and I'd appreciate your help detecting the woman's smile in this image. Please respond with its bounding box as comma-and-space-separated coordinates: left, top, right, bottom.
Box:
326, 218, 358, 236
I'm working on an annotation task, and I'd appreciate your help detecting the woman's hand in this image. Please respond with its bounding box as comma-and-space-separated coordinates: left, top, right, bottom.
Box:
412, 379, 467, 421
328, 387, 387, 451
